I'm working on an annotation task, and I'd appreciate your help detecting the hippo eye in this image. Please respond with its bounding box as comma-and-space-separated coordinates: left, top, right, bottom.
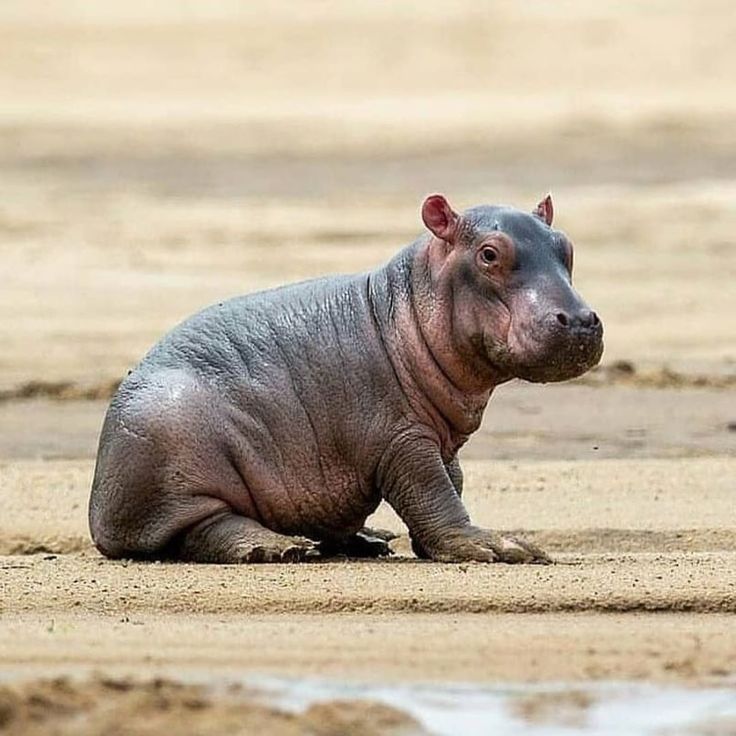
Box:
480, 247, 498, 264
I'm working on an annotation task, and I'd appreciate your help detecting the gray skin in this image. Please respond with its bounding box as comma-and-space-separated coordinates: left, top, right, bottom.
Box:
89, 194, 603, 564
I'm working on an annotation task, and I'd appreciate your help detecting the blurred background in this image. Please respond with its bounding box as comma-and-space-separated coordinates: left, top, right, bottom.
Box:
0, 0, 734, 458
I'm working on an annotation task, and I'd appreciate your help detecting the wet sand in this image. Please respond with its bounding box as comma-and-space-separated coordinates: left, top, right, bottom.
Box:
0, 1, 735, 732
2, 455, 735, 686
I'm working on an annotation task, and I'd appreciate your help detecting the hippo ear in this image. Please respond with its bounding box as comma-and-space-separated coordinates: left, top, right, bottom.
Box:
533, 194, 554, 226
422, 194, 460, 243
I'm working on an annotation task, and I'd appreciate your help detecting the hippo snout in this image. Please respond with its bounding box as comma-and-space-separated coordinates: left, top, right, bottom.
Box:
527, 308, 603, 383
547, 306, 603, 345
551, 308, 600, 331
546, 308, 603, 351
504, 303, 603, 384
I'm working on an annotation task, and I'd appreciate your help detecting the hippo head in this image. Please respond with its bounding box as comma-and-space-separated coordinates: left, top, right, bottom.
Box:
421, 194, 603, 383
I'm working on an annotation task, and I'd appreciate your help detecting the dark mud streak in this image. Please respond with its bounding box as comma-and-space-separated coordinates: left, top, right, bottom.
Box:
1, 363, 733, 406
0, 380, 121, 403
4, 528, 736, 557
8, 594, 736, 616
574, 362, 736, 390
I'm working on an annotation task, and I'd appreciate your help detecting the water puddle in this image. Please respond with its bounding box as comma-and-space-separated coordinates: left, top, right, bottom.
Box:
254, 677, 736, 736
1, 667, 734, 734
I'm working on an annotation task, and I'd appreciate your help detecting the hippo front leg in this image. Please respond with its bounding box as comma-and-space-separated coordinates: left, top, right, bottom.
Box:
411, 456, 463, 559
380, 433, 550, 564
446, 455, 464, 497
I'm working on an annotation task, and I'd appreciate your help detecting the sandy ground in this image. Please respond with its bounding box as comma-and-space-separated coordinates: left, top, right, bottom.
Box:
0, 1, 735, 733
3, 457, 735, 686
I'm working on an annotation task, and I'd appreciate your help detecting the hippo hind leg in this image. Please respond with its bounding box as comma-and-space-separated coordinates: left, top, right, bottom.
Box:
92, 370, 320, 564
170, 512, 318, 563
90, 370, 311, 564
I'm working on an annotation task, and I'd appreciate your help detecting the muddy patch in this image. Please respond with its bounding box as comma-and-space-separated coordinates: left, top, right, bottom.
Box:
0, 676, 426, 736
4, 675, 736, 736
576, 361, 736, 390
511, 689, 595, 728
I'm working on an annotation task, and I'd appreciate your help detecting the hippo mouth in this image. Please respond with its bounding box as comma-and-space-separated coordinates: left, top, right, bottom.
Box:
482, 322, 604, 384
513, 335, 604, 383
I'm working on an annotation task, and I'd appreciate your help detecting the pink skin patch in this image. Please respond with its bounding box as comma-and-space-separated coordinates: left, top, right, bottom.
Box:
533, 194, 554, 226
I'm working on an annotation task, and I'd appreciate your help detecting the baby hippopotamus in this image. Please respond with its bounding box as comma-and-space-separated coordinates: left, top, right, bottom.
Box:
89, 194, 603, 564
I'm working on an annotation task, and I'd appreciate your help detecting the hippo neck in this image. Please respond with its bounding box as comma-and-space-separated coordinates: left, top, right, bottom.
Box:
368, 240, 497, 450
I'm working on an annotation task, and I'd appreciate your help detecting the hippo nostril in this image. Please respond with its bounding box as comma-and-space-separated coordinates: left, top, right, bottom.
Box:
554, 310, 600, 330
578, 310, 599, 329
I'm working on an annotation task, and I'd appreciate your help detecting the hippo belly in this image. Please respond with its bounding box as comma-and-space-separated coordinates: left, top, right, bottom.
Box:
224, 397, 381, 540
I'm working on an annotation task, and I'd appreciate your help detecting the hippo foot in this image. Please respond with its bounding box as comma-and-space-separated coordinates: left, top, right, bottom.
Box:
360, 526, 399, 543
238, 536, 319, 563
175, 511, 318, 564
416, 526, 552, 565
319, 528, 397, 559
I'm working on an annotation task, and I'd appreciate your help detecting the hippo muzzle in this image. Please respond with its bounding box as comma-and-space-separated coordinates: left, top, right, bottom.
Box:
506, 284, 604, 383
